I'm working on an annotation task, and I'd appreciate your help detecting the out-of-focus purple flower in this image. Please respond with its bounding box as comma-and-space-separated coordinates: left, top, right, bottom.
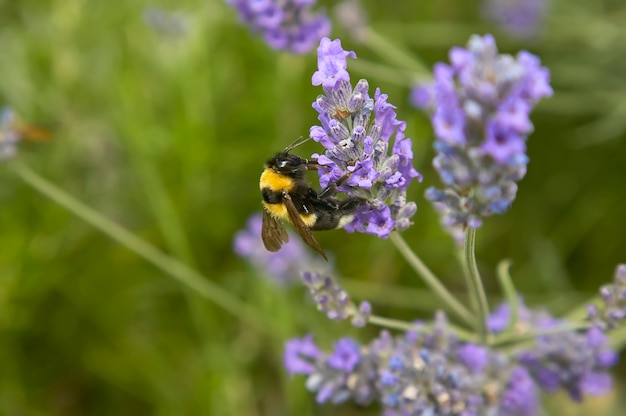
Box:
457, 343, 489, 374
234, 215, 371, 325
413, 34, 552, 243
300, 271, 371, 327
233, 213, 327, 285
518, 326, 618, 401
588, 263, 626, 330
1, 108, 21, 160
409, 84, 434, 110
376, 313, 494, 415
302, 335, 377, 405
487, 297, 536, 333
225, 0, 330, 54
482, 0, 548, 38
284, 334, 320, 375
285, 312, 543, 414
489, 298, 618, 401
327, 338, 360, 372
310, 37, 422, 238
498, 366, 539, 416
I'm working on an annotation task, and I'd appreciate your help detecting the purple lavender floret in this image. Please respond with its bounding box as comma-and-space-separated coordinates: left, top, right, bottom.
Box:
310, 38, 422, 238
285, 335, 378, 405
300, 271, 371, 327
413, 34, 552, 243
490, 299, 618, 401
498, 366, 539, 416
225, 0, 330, 54
285, 312, 541, 414
588, 263, 626, 330
285, 334, 320, 375
233, 213, 326, 285
482, 0, 548, 38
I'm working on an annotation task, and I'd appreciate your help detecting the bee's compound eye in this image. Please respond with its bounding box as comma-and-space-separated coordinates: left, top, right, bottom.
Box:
279, 160, 288, 168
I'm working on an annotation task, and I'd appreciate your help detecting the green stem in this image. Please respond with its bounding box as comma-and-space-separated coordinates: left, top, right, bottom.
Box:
368, 314, 477, 342
362, 28, 430, 80
462, 228, 490, 344
496, 259, 519, 333
564, 294, 598, 322
8, 160, 267, 332
349, 59, 417, 87
493, 321, 592, 349
609, 325, 626, 350
341, 279, 451, 311
389, 232, 475, 327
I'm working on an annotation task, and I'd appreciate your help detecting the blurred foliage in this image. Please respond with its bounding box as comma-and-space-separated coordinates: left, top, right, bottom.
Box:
0, 0, 625, 414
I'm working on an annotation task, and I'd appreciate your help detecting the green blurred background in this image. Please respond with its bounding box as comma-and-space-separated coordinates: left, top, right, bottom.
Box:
0, 0, 625, 414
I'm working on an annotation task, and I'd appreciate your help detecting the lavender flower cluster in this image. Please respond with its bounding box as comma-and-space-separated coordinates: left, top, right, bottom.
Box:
310, 37, 421, 238
413, 34, 552, 242
285, 313, 534, 415
285, 303, 618, 414
588, 264, 626, 330
225, 0, 330, 54
490, 300, 618, 402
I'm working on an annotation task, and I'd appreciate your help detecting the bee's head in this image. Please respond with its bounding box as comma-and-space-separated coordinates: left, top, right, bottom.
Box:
265, 152, 308, 177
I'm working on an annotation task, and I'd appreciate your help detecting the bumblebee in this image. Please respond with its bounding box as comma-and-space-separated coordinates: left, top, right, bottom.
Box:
260, 138, 366, 261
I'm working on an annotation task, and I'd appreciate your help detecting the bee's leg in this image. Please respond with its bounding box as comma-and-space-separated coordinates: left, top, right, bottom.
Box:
304, 160, 321, 170
318, 172, 352, 199
337, 196, 368, 211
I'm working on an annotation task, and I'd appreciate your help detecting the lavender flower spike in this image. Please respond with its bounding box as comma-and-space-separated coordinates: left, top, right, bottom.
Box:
285, 313, 542, 414
310, 37, 422, 238
588, 263, 626, 330
414, 34, 552, 242
300, 271, 371, 327
490, 299, 619, 401
225, 0, 331, 54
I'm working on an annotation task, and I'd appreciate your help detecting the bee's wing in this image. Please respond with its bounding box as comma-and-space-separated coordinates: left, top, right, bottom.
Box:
283, 193, 328, 261
262, 208, 289, 252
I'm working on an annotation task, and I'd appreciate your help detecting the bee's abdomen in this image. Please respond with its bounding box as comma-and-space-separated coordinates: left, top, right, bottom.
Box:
310, 212, 354, 230
310, 197, 367, 231
261, 187, 283, 204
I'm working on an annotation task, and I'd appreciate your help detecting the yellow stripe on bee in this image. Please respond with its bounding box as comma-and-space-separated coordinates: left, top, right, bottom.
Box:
259, 168, 295, 192
263, 202, 317, 227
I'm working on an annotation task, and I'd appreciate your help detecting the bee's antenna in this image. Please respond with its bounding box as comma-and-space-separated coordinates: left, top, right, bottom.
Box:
284, 136, 311, 153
